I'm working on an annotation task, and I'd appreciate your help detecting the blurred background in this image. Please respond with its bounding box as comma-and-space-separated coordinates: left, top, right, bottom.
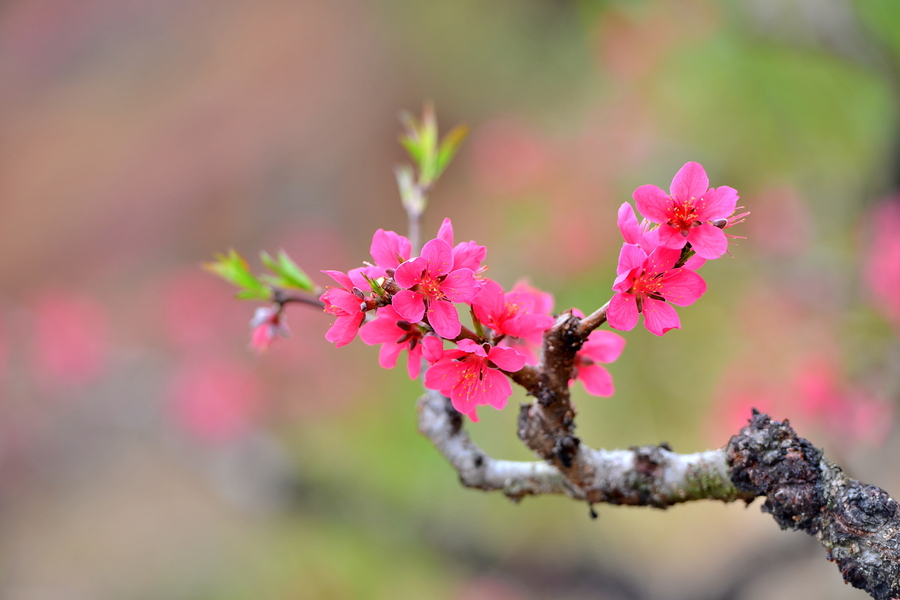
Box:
2, 0, 900, 598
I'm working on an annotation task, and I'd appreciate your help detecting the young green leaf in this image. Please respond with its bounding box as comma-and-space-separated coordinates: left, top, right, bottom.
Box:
204, 250, 269, 299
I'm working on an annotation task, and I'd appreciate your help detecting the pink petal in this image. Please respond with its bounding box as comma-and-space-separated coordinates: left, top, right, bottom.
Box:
479, 368, 513, 410
377, 337, 405, 370
437, 218, 454, 246
322, 269, 353, 290
576, 363, 614, 397
616, 243, 647, 276
607, 292, 640, 332
644, 246, 681, 275
696, 185, 738, 221
394, 257, 426, 288
457, 338, 487, 356
439, 268, 480, 303
670, 162, 709, 201
405, 344, 422, 379
581, 330, 626, 364
392, 290, 426, 323
656, 224, 688, 249
427, 298, 462, 339
660, 269, 707, 307
424, 359, 459, 395
641, 298, 680, 336
504, 313, 554, 339
358, 312, 399, 345
512, 280, 554, 315
465, 409, 480, 422
613, 269, 636, 293
686, 223, 728, 259
683, 255, 706, 271
325, 312, 365, 347
617, 202, 642, 244
370, 229, 411, 269
487, 346, 526, 372
633, 184, 672, 224
472, 278, 505, 324
420, 238, 455, 277
452, 241, 487, 273
421, 334, 444, 362
324, 288, 364, 315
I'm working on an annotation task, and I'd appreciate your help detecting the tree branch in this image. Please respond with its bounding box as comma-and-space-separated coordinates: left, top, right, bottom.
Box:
418, 389, 754, 507
727, 411, 900, 600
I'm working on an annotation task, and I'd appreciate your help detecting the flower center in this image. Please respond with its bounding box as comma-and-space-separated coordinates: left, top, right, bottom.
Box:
668, 197, 699, 231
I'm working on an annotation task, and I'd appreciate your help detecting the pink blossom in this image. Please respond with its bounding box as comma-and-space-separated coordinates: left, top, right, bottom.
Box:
249, 306, 290, 353
31, 292, 110, 387
320, 269, 368, 347
359, 305, 443, 379
393, 238, 480, 339
865, 200, 900, 330
472, 278, 555, 342
168, 358, 262, 443
608, 245, 706, 336
571, 330, 626, 397
633, 162, 739, 260
366, 228, 412, 279
424, 339, 525, 421
436, 218, 488, 277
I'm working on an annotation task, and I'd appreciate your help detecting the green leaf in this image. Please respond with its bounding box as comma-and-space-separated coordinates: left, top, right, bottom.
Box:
434, 124, 468, 180
259, 250, 315, 291
204, 250, 269, 298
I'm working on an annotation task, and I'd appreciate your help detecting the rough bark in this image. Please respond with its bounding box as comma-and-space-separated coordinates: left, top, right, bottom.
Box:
727, 411, 900, 600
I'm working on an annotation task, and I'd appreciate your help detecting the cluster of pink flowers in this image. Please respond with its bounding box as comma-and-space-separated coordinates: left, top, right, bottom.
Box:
609, 161, 744, 336
318, 218, 627, 421
316, 162, 742, 420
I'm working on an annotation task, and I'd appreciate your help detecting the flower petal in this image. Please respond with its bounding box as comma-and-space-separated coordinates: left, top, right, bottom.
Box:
617, 202, 642, 244
437, 217, 454, 246
696, 186, 738, 221
487, 346, 526, 372
394, 257, 426, 289
660, 268, 707, 307
392, 290, 425, 323
452, 241, 487, 273
440, 268, 480, 303
607, 292, 640, 332
641, 298, 680, 336
420, 238, 455, 277
370, 229, 411, 270
479, 369, 513, 410
656, 224, 688, 249
686, 223, 728, 259
377, 337, 404, 370
633, 184, 671, 224
581, 330, 626, 364
670, 162, 709, 201
616, 243, 648, 276
576, 363, 614, 397
427, 298, 461, 339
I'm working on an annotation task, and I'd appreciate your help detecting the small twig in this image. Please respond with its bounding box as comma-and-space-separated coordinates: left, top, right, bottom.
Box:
576, 301, 610, 338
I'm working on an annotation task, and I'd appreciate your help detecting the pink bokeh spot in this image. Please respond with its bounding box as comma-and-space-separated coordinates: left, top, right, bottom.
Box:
865, 199, 900, 331
168, 359, 263, 443
571, 330, 626, 397
30, 292, 111, 388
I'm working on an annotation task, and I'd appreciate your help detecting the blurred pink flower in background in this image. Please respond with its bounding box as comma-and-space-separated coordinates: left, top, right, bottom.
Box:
167, 358, 263, 443
865, 199, 900, 330
29, 292, 110, 389
747, 186, 812, 256
467, 118, 552, 197
162, 268, 246, 350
